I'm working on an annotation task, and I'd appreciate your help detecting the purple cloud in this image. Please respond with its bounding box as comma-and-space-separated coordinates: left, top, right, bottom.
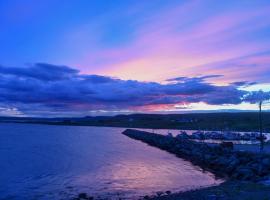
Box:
0, 63, 79, 81
0, 63, 256, 116
244, 90, 270, 104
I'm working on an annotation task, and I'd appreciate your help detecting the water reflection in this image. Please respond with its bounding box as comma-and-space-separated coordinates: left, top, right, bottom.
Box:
0, 123, 222, 199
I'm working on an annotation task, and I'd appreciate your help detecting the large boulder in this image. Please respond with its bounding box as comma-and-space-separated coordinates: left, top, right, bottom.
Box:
262, 158, 270, 167
233, 167, 255, 180
220, 142, 234, 150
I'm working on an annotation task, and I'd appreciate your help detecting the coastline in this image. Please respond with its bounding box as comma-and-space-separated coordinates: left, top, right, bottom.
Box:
75, 129, 270, 200
72, 181, 270, 200
147, 181, 270, 200
1, 112, 270, 132
122, 129, 270, 181
3, 123, 270, 199
120, 129, 270, 200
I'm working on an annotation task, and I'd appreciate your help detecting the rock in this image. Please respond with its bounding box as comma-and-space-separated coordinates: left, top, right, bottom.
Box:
143, 195, 150, 199
207, 194, 218, 200
260, 176, 270, 185
234, 167, 254, 180
257, 164, 269, 176
78, 193, 88, 199
204, 154, 212, 161
156, 191, 163, 196
122, 129, 270, 181
220, 142, 233, 150
229, 157, 239, 167
216, 157, 230, 167
166, 133, 173, 137
225, 156, 240, 173
165, 190, 171, 195
262, 158, 270, 167
77, 193, 93, 200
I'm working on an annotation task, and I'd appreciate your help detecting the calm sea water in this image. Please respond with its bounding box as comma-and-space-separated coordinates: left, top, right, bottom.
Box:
0, 123, 222, 200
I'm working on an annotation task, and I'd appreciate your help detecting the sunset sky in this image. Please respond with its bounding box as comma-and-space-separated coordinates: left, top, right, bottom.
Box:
0, 0, 270, 116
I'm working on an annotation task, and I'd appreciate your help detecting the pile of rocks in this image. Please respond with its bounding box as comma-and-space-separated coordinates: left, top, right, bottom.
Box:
73, 193, 94, 200
122, 129, 270, 181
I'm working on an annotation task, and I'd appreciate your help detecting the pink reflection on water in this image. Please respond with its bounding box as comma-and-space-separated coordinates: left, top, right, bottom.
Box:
74, 142, 223, 199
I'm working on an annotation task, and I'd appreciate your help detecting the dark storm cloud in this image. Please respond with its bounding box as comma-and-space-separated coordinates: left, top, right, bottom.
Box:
80, 74, 118, 83
166, 75, 223, 82
244, 90, 270, 104
0, 63, 253, 115
230, 81, 257, 87
0, 63, 79, 81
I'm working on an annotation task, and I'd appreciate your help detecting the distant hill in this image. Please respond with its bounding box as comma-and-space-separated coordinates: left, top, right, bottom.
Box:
1, 112, 269, 132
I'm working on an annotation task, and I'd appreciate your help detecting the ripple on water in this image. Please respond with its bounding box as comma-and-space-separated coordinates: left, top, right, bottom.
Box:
0, 123, 223, 199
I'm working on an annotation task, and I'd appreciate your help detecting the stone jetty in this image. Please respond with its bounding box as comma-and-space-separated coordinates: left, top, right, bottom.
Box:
122, 129, 270, 181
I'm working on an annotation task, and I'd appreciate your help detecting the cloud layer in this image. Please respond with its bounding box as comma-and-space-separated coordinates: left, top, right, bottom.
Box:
1, 63, 265, 116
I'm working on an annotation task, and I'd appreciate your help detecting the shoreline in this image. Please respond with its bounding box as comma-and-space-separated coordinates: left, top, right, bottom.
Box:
119, 128, 270, 200
1, 112, 270, 132
147, 181, 270, 200
60, 127, 270, 199
122, 129, 270, 181
1, 121, 269, 136
71, 181, 270, 200
120, 128, 270, 200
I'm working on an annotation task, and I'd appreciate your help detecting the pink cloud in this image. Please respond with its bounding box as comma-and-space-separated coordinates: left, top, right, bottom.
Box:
57, 1, 270, 86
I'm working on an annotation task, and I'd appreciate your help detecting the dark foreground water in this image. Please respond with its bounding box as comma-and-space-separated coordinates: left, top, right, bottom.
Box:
0, 123, 222, 200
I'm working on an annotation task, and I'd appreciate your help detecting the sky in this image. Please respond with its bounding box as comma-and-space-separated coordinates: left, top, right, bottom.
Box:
0, 0, 270, 117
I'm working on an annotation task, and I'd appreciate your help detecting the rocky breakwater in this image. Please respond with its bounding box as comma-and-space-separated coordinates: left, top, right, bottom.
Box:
122, 129, 270, 181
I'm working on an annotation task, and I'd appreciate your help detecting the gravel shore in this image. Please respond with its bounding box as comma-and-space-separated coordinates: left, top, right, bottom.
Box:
147, 181, 270, 200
